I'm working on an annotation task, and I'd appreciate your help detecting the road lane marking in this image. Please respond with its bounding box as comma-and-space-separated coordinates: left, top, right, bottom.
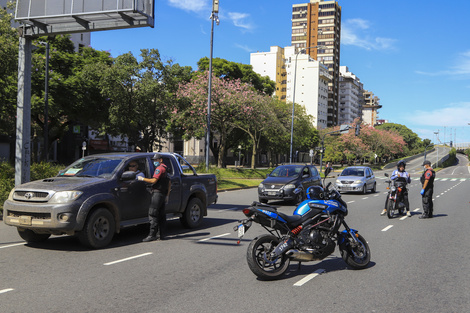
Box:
381, 225, 393, 232
413, 208, 420, 212
0, 289, 14, 294
362, 197, 368, 200
104, 252, 153, 266
199, 233, 230, 242
0, 243, 25, 249
399, 216, 408, 220
293, 269, 325, 286
347, 201, 355, 204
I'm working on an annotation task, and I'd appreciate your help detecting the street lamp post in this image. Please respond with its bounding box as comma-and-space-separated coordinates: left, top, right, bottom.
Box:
289, 46, 324, 164
41, 41, 50, 161
206, 0, 219, 170
434, 130, 439, 167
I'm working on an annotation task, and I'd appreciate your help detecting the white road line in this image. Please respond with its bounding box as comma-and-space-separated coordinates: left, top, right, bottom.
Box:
293, 269, 325, 286
0, 289, 14, 294
362, 197, 368, 200
413, 208, 420, 212
381, 225, 393, 232
347, 201, 355, 204
103, 252, 153, 266
0, 243, 25, 249
199, 233, 230, 242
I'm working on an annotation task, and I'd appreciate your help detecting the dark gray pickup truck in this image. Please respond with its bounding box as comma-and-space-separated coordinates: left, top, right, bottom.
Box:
3, 152, 217, 248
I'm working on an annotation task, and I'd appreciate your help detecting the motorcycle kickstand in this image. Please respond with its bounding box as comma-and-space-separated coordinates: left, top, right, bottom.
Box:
297, 261, 302, 270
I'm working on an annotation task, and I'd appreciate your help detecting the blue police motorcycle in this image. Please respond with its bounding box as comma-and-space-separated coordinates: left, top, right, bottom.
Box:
235, 167, 370, 280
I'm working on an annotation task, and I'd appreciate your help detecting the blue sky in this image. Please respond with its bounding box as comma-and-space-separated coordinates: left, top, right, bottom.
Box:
91, 0, 470, 146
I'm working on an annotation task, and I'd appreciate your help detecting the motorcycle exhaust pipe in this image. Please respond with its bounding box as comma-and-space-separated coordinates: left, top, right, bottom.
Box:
286, 249, 314, 261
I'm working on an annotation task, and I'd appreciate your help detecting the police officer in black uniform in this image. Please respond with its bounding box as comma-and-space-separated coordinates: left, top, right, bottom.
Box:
420, 160, 435, 219
138, 153, 171, 241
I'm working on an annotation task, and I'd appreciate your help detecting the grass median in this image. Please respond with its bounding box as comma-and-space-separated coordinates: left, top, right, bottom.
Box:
193, 166, 272, 191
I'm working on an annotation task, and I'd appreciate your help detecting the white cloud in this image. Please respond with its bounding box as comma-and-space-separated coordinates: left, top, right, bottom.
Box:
416, 50, 470, 77
408, 102, 470, 127
167, 0, 207, 13
341, 18, 396, 51
227, 12, 253, 31
234, 43, 253, 53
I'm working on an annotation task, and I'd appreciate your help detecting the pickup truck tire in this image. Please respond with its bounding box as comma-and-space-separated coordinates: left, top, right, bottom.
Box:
78, 208, 115, 249
181, 198, 204, 228
17, 228, 51, 242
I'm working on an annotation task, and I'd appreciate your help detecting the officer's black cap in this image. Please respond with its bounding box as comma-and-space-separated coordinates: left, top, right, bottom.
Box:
422, 160, 431, 166
152, 153, 162, 160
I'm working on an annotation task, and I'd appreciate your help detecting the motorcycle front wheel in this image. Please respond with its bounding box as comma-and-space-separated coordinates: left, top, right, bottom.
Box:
386, 198, 396, 219
246, 234, 290, 280
340, 233, 371, 269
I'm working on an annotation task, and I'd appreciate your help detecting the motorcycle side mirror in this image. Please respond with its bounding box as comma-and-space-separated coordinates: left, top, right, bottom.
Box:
324, 167, 331, 177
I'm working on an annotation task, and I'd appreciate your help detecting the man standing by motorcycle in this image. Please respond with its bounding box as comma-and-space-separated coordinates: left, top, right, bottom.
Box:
381, 160, 411, 216
420, 160, 435, 219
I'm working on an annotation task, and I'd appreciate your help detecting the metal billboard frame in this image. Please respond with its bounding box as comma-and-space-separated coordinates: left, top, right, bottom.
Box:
15, 0, 154, 37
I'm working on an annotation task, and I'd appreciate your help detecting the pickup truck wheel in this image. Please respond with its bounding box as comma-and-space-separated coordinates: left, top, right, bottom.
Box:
181, 198, 204, 228
17, 228, 51, 242
79, 208, 115, 249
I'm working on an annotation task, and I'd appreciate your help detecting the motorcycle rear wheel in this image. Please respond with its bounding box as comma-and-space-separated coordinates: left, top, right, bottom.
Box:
247, 234, 290, 280
340, 233, 370, 269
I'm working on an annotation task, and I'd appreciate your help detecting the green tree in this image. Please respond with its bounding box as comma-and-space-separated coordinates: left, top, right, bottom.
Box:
0, 3, 18, 137
197, 57, 275, 96
100, 49, 192, 152
30, 35, 113, 158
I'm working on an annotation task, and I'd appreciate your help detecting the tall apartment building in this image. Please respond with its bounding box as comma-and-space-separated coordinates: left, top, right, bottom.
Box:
251, 46, 331, 129
362, 90, 382, 126
291, 0, 341, 127
338, 66, 363, 125
250, 46, 287, 101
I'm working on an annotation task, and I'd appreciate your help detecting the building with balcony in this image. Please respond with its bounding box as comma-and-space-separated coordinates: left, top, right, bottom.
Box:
250, 46, 287, 101
338, 66, 363, 125
291, 0, 342, 127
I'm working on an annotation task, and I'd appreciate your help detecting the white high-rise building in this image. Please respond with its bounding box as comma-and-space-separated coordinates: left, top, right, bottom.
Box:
338, 66, 363, 125
250, 46, 331, 130
284, 46, 331, 130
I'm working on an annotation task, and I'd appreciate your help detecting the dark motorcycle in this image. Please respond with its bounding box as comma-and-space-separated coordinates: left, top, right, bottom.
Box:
235, 167, 370, 280
384, 173, 408, 219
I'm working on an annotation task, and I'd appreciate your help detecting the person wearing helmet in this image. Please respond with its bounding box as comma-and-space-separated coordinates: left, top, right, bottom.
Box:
138, 153, 171, 241
381, 160, 411, 216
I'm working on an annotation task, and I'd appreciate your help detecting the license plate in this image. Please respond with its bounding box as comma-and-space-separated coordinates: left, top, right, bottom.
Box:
267, 191, 276, 196
237, 224, 245, 238
19, 216, 32, 226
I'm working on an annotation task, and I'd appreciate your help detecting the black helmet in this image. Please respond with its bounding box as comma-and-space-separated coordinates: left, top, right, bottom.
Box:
397, 160, 406, 170
306, 186, 324, 200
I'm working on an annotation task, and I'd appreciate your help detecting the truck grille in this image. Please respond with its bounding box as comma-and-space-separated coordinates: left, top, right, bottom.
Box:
13, 191, 50, 202
8, 210, 51, 220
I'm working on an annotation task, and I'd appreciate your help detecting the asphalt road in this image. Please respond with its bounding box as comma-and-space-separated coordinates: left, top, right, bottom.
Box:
1, 151, 469, 313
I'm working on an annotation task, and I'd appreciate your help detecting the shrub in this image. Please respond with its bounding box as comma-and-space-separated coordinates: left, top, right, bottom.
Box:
0, 162, 64, 219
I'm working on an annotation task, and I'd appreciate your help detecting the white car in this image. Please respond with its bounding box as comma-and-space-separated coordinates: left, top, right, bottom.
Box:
335, 166, 376, 194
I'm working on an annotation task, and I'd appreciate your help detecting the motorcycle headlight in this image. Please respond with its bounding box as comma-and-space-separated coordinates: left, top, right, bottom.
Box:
49, 191, 83, 204
284, 184, 296, 189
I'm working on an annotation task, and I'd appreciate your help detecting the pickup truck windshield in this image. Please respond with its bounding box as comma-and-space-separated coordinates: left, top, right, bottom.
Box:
60, 158, 122, 178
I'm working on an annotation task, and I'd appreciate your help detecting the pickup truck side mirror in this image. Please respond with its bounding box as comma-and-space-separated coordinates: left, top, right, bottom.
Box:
121, 171, 136, 181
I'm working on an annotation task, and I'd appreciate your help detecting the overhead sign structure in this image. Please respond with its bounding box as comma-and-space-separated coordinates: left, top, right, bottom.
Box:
14, 0, 155, 185
16, 0, 154, 37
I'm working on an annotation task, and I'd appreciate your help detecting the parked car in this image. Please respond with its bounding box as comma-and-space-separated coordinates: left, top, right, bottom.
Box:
3, 153, 217, 249
258, 164, 322, 204
335, 166, 376, 194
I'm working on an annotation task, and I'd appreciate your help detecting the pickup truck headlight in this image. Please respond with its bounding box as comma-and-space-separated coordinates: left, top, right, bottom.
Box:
49, 191, 83, 204
7, 188, 15, 200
